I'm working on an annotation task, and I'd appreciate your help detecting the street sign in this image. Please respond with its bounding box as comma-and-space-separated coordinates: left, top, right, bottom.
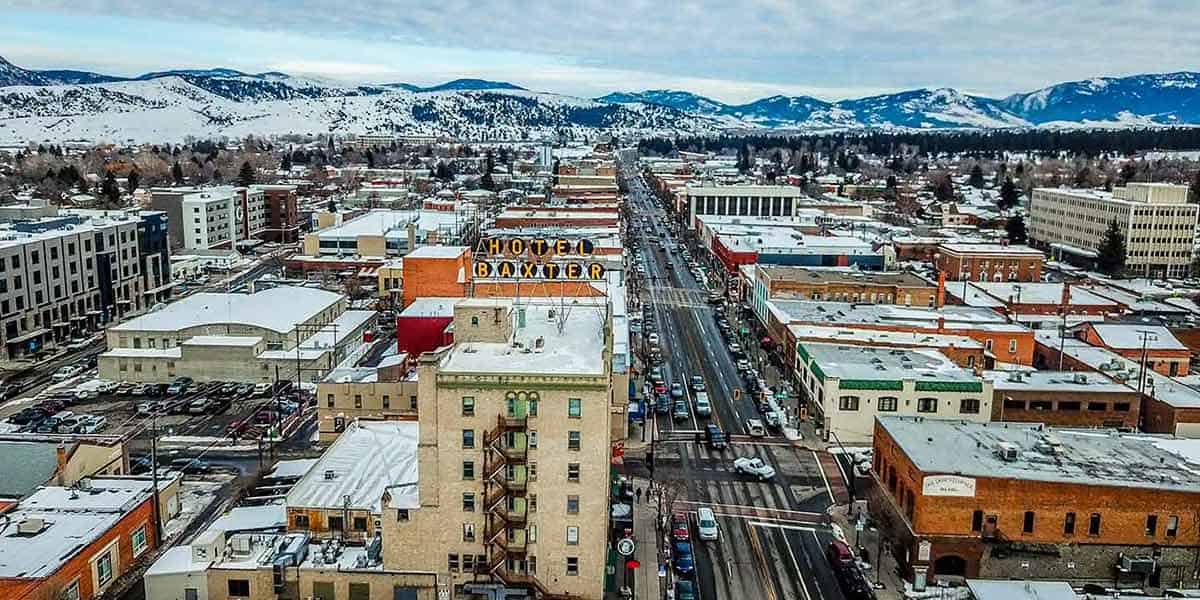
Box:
617, 537, 636, 556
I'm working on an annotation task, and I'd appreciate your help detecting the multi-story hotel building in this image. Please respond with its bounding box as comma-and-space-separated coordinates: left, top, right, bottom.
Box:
1030, 183, 1198, 278
151, 186, 268, 251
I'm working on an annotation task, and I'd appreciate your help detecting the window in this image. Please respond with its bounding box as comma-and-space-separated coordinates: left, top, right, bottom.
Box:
462, 461, 475, 480
917, 398, 938, 413
448, 554, 460, 572
349, 582, 371, 600
1087, 402, 1107, 411
1088, 513, 1101, 536
132, 525, 149, 556
959, 398, 981, 414
470, 316, 479, 326
566, 526, 579, 545
878, 396, 898, 412
529, 462, 538, 481
566, 557, 579, 576
568, 397, 582, 418
567, 495, 580, 514
326, 394, 334, 408
396, 509, 409, 522
1058, 401, 1081, 411
410, 395, 418, 410
838, 396, 860, 411
1023, 511, 1035, 534
96, 552, 113, 587
462, 396, 475, 416
227, 580, 251, 597
463, 429, 475, 449
328, 516, 344, 531
1003, 398, 1025, 410
62, 580, 80, 600
971, 510, 984, 533
567, 463, 580, 482
528, 431, 538, 447
463, 522, 476, 542
529, 396, 538, 416
530, 494, 538, 513
354, 394, 362, 408
382, 395, 390, 408
353, 516, 368, 531
528, 524, 538, 543
1167, 515, 1180, 537
295, 514, 310, 528
462, 493, 476, 512
1114, 402, 1131, 412
1146, 515, 1158, 537
568, 431, 581, 451
462, 554, 475, 573
1008, 339, 1018, 353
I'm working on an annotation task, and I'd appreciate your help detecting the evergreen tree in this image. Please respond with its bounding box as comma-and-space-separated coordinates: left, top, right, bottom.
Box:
1005, 215, 1028, 245
933, 174, 955, 202
736, 143, 751, 173
435, 162, 453, 182
885, 175, 897, 189
127, 170, 140, 194
237, 161, 255, 187
1096, 219, 1127, 276
100, 171, 120, 207
999, 176, 1019, 210
281, 153, 292, 172
172, 162, 185, 184
968, 164, 985, 188
365, 150, 376, 169
481, 151, 496, 191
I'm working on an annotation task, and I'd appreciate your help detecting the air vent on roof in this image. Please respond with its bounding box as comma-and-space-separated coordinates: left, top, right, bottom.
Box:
16, 518, 47, 535
323, 470, 337, 480
996, 442, 1019, 462
1072, 373, 1088, 385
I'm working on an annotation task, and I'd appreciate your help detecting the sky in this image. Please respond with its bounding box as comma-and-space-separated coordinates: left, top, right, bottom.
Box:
2, 1, 1199, 103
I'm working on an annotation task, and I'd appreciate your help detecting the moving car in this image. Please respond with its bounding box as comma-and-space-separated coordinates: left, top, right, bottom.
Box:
733, 457, 776, 481
669, 383, 684, 399
705, 424, 727, 450
51, 364, 84, 382
656, 394, 671, 415
690, 376, 705, 393
744, 418, 766, 437
696, 507, 719, 541
675, 581, 697, 600
672, 400, 689, 421
694, 392, 711, 417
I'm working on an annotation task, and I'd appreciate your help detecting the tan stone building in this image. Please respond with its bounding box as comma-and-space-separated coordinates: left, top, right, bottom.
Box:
317, 357, 419, 443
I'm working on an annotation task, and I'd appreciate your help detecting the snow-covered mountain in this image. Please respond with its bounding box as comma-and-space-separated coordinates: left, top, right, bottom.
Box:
3, 53, 1199, 143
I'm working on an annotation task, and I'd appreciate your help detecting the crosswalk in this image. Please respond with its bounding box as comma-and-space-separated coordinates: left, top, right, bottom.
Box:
648, 286, 710, 309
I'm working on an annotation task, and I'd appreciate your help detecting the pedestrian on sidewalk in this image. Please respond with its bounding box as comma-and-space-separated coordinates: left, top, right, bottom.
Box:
636, 487, 643, 503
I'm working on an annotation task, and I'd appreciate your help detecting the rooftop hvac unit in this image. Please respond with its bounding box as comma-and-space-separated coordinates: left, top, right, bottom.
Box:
323, 469, 337, 480
1073, 373, 1088, 384
230, 535, 253, 555
16, 518, 46, 535
1120, 554, 1156, 574
996, 442, 1020, 462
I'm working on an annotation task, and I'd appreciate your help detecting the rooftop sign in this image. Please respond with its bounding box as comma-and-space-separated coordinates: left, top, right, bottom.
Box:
475, 236, 605, 280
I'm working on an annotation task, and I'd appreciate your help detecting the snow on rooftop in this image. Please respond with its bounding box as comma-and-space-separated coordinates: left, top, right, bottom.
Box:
405, 245, 467, 259
401, 297, 459, 318
209, 504, 288, 533
181, 335, 262, 347
286, 421, 419, 513
789, 325, 981, 350
1088, 324, 1187, 350
266, 458, 319, 480
111, 286, 343, 333
803, 342, 976, 383
938, 243, 1044, 256
879, 416, 1200, 493
440, 300, 607, 376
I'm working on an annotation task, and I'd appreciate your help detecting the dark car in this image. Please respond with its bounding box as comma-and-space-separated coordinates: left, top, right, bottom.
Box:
129, 455, 154, 474
671, 513, 690, 541
672, 541, 695, 574
169, 458, 211, 474
36, 399, 66, 414
675, 581, 697, 600
8, 408, 47, 425
84, 354, 98, 369
0, 383, 20, 400
655, 394, 671, 415
705, 424, 727, 450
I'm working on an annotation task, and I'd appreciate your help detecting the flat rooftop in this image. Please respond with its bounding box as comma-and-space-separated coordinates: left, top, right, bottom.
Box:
768, 299, 1023, 333
1034, 331, 1200, 408
286, 420, 419, 513
790, 326, 981, 351
802, 342, 977, 383
404, 245, 467, 259
982, 369, 1132, 393
939, 243, 1044, 256
762, 266, 930, 287
111, 286, 343, 333
440, 299, 607, 376
681, 185, 808, 197
967, 282, 1118, 307
879, 416, 1200, 493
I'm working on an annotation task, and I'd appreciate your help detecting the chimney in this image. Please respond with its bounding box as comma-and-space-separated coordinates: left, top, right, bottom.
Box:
1060, 282, 1070, 307
55, 443, 68, 482
937, 317, 946, 333
406, 222, 417, 255
936, 271, 946, 308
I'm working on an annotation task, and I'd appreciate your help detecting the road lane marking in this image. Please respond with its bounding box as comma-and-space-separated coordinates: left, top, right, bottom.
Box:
812, 450, 835, 505
778, 527, 815, 600
748, 521, 818, 531
744, 520, 780, 600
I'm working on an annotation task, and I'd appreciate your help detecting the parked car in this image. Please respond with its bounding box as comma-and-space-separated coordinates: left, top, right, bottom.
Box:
733, 457, 776, 481
136, 401, 167, 416
76, 415, 107, 434
51, 365, 83, 382
696, 507, 719, 541
115, 381, 136, 395
55, 415, 82, 433
655, 394, 671, 415
188, 398, 214, 414
254, 382, 273, 397
166, 378, 192, 395
0, 383, 20, 400
36, 399, 67, 414
168, 458, 211, 474
8, 408, 46, 425
235, 383, 254, 398
129, 455, 154, 474
653, 381, 667, 395
671, 513, 690, 541
672, 541, 695, 574
727, 342, 743, 356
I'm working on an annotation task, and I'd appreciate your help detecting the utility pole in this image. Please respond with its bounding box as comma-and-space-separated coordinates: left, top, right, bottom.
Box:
1137, 329, 1158, 402
149, 413, 163, 547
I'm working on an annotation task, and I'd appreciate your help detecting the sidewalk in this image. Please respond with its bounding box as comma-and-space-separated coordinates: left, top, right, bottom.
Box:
828, 503, 907, 599
625, 476, 663, 600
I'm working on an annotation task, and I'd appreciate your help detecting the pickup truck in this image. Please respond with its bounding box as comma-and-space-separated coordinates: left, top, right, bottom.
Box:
733, 457, 777, 481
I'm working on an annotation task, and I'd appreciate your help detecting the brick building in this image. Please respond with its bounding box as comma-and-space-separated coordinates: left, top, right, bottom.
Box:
936, 243, 1045, 282
872, 417, 1200, 590
253, 184, 301, 243
982, 369, 1140, 429
1076, 323, 1190, 377
755, 264, 937, 306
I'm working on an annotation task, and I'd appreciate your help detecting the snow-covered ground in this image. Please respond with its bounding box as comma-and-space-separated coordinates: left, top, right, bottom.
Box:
163, 479, 226, 541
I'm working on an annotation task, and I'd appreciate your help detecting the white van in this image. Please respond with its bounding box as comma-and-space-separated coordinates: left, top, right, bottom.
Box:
694, 392, 711, 417
744, 418, 765, 437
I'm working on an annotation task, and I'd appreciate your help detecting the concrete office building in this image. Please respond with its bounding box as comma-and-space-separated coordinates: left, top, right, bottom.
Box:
151, 186, 267, 251
1030, 183, 1198, 278
0, 213, 149, 360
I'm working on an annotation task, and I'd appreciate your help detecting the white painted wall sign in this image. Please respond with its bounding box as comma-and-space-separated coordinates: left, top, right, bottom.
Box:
921, 474, 977, 497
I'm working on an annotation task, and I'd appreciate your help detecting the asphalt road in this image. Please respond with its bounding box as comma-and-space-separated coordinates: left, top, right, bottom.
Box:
625, 167, 848, 600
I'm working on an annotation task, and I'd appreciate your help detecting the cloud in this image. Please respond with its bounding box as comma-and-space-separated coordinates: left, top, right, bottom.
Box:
3, 0, 1200, 100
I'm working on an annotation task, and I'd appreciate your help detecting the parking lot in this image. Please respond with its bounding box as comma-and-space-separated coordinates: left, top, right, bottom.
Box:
0, 372, 308, 445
